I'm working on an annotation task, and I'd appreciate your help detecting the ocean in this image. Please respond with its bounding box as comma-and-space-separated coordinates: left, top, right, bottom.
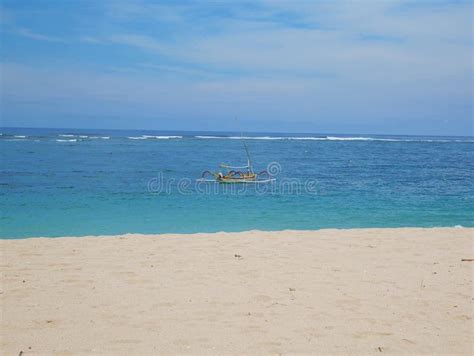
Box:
1, 127, 473, 238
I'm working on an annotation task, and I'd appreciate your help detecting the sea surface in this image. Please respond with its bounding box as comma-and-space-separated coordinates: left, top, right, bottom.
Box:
1, 127, 473, 238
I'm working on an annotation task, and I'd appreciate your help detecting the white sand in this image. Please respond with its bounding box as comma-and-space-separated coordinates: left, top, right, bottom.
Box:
1, 228, 473, 355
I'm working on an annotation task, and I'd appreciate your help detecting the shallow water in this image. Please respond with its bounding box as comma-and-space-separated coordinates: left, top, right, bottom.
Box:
1, 127, 473, 238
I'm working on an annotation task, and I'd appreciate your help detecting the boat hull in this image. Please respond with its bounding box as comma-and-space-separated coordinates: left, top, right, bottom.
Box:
196, 178, 275, 184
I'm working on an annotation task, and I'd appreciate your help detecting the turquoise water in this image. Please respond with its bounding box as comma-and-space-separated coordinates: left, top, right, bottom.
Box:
1, 127, 473, 238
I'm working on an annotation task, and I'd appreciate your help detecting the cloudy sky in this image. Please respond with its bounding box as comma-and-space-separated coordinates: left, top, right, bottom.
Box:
1, 0, 472, 135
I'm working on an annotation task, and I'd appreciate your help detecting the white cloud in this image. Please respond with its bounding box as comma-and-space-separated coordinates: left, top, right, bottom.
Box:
109, 34, 173, 56
15, 27, 65, 42
90, 1, 471, 83
79, 36, 104, 44
1, 0, 472, 134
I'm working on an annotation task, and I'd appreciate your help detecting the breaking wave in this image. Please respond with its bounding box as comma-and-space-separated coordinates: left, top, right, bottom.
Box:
194, 135, 473, 143
128, 135, 183, 140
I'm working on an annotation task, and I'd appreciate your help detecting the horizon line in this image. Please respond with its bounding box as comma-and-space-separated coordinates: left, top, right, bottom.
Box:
1, 126, 473, 138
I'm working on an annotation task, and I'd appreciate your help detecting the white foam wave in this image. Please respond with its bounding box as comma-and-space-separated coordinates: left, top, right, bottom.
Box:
319, 136, 473, 142
56, 139, 77, 142
325, 136, 441, 142
196, 135, 353, 140
129, 135, 182, 140
195, 135, 223, 139
196, 135, 374, 141
90, 136, 110, 139
287, 137, 326, 140
14, 135, 27, 138
195, 135, 473, 143
229, 136, 283, 140
59, 134, 75, 137
79, 135, 88, 138
326, 136, 370, 141
143, 135, 183, 139
196, 136, 287, 140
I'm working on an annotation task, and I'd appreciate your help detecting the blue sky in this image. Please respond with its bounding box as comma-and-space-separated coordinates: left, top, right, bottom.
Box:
1, 0, 472, 135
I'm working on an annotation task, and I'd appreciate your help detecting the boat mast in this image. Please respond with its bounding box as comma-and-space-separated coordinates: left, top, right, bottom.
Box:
238, 117, 253, 173
243, 140, 253, 173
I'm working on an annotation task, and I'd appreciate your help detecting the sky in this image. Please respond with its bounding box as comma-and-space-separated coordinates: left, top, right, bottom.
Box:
0, 0, 472, 135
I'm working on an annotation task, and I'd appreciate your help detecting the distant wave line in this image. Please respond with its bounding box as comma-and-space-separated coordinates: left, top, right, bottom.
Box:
194, 135, 473, 143
128, 135, 183, 140
1, 134, 472, 143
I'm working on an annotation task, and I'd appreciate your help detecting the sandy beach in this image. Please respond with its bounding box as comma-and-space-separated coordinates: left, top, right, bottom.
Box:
1, 228, 472, 355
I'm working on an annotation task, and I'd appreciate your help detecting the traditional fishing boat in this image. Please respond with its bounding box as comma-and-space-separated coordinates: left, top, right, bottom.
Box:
197, 138, 275, 184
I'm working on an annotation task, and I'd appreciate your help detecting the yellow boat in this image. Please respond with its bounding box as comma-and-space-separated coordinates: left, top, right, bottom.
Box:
198, 140, 274, 184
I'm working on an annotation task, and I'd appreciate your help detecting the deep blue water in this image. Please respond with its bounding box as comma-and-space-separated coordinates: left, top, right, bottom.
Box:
1, 127, 473, 238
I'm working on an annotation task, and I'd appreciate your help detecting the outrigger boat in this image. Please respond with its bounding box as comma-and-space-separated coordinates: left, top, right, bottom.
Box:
197, 139, 275, 184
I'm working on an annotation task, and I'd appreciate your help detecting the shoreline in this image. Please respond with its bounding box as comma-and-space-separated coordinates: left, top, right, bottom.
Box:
1, 225, 471, 240
1, 227, 472, 354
